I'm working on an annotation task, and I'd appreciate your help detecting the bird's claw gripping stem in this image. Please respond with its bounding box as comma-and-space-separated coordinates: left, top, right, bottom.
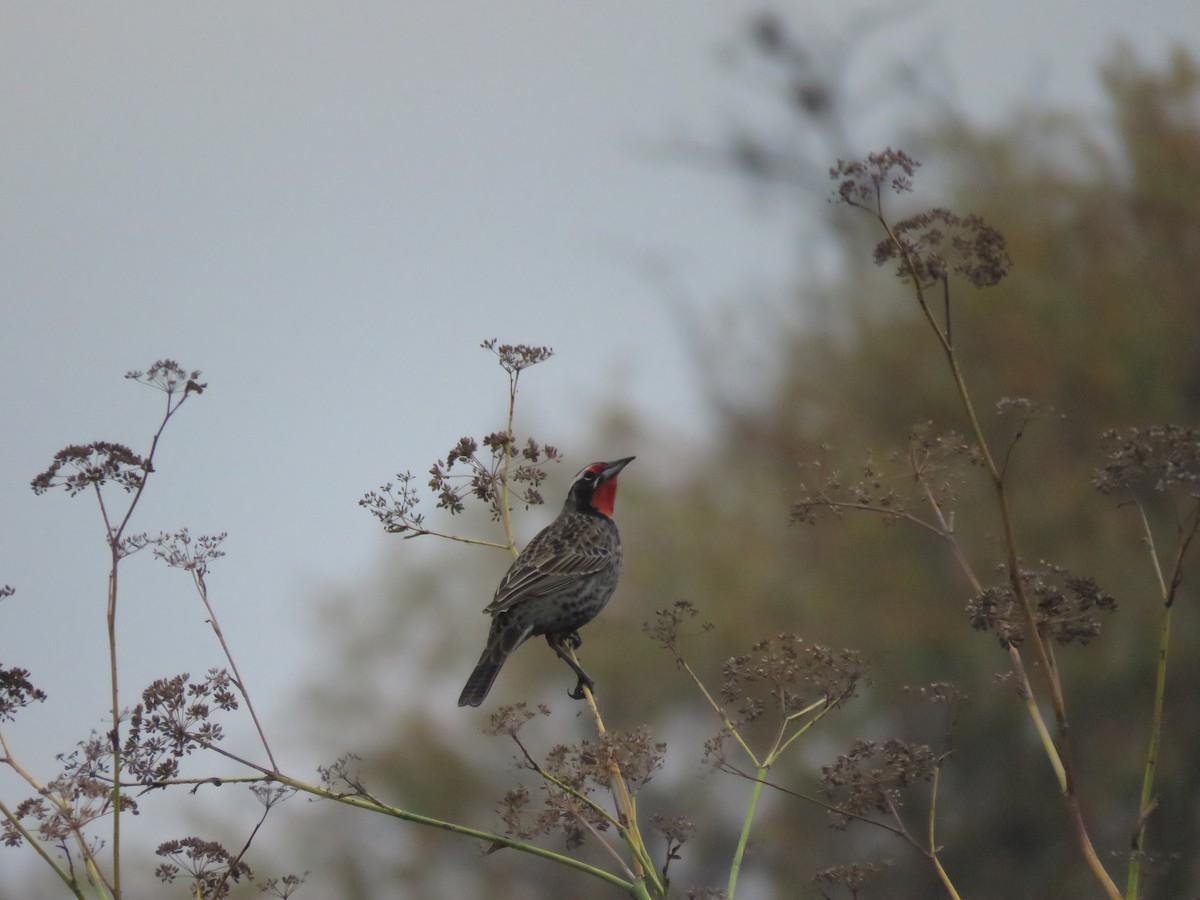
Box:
549, 633, 595, 701
568, 673, 595, 700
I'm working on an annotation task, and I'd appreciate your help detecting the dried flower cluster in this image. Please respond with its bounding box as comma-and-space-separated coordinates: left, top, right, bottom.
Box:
125, 359, 205, 397
481, 339, 554, 375
830, 148, 919, 208
877, 208, 1012, 289
489, 703, 666, 852
317, 753, 367, 796
719, 634, 864, 726
259, 872, 309, 898
428, 434, 560, 520
813, 861, 888, 898
484, 701, 552, 739
1094, 425, 1200, 494
151, 530, 228, 576
792, 427, 974, 527
154, 836, 250, 898
649, 813, 695, 860
0, 665, 47, 721
831, 150, 1011, 290
361, 340, 560, 536
2, 732, 135, 851
819, 738, 938, 827
967, 563, 1117, 647
123, 671, 239, 782
642, 600, 715, 652
30, 441, 149, 497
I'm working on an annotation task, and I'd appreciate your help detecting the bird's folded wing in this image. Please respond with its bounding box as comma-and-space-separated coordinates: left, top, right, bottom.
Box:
483, 546, 614, 614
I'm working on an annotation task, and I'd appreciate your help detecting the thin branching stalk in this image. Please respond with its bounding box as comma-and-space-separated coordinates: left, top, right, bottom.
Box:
196, 741, 642, 895
927, 759, 961, 900
869, 200, 1120, 899
115, 774, 271, 792
103, 536, 122, 897
569, 808, 637, 882
918, 457, 1068, 789
510, 734, 626, 841
674, 656, 760, 766
773, 695, 847, 758
725, 697, 856, 897
191, 569, 276, 770
1126, 497, 1200, 898
400, 528, 510, 550
206, 797, 272, 900
96, 379, 194, 898
670, 646, 859, 899
0, 797, 87, 899
498, 361, 523, 556
0, 729, 113, 897
576, 666, 664, 896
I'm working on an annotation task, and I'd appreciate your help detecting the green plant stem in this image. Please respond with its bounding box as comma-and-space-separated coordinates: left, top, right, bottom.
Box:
569, 808, 637, 882
1126, 601, 1168, 900
927, 767, 962, 900
945, 348, 1116, 895
919, 450, 1070, 791
397, 527, 510, 550
511, 733, 630, 864
728, 765, 767, 900
773, 695, 845, 759
675, 656, 760, 766
1125, 499, 1199, 898
576, 658, 664, 896
199, 743, 641, 895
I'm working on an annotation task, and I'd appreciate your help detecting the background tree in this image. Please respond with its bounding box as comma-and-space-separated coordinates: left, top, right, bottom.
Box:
280, 39, 1200, 900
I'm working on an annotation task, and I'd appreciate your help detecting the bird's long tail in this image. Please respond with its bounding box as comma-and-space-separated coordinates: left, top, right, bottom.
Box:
457, 618, 529, 707
457, 654, 507, 707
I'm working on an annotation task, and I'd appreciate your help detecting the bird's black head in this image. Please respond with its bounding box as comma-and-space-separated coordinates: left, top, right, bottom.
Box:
564, 456, 634, 517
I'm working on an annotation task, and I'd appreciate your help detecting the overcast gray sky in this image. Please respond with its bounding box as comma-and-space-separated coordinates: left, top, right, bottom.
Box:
1, 3, 1197, 879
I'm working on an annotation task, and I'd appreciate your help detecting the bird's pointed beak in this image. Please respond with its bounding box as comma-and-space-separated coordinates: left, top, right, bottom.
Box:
600, 456, 635, 480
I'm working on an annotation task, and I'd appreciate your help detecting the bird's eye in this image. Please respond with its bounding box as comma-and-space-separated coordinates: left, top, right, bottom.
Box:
583, 469, 599, 481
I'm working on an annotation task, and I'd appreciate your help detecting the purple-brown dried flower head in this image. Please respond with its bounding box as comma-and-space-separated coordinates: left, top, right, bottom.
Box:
830, 148, 920, 209
31, 441, 149, 496
967, 562, 1117, 647
1095, 425, 1200, 494
126, 359, 205, 396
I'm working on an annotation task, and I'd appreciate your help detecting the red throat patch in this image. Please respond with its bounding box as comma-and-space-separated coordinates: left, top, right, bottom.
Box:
591, 476, 619, 517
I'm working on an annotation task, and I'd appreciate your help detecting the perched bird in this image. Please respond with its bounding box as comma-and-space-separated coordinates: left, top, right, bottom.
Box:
457, 457, 634, 708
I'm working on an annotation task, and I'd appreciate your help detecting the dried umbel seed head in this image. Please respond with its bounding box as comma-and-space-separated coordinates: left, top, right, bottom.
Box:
967, 563, 1117, 647
1095, 425, 1200, 494
830, 148, 920, 208
126, 359, 205, 396
481, 338, 554, 374
876, 208, 1012, 288
31, 441, 149, 496
819, 738, 938, 826
0, 665, 47, 722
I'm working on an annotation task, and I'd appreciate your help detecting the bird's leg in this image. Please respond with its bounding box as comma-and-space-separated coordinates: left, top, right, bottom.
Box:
547, 634, 594, 700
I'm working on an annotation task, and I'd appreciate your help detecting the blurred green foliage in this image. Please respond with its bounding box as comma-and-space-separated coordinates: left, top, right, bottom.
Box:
294, 44, 1200, 900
